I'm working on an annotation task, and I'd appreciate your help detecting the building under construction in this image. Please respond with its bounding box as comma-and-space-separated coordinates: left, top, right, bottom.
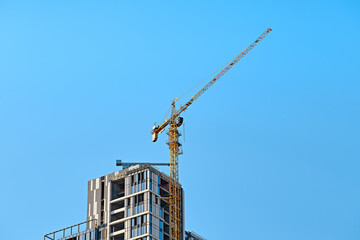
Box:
88, 164, 184, 240
44, 27, 271, 240
44, 164, 205, 240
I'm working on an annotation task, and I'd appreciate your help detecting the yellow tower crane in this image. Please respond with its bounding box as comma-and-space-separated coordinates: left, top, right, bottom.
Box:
151, 27, 272, 240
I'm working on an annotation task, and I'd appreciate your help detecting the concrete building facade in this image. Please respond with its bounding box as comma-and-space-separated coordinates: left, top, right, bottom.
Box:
87, 164, 185, 240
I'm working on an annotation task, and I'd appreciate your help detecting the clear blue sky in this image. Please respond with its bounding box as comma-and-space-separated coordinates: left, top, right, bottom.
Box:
0, 1, 359, 239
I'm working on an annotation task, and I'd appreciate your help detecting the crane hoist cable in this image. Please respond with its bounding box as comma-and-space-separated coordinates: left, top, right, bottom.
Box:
163, 55, 234, 124
151, 27, 272, 240
174, 57, 234, 103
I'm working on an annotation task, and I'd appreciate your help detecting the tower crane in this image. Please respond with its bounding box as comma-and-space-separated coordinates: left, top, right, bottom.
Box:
151, 27, 272, 240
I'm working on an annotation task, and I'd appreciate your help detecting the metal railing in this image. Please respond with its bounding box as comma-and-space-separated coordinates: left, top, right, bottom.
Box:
44, 219, 97, 240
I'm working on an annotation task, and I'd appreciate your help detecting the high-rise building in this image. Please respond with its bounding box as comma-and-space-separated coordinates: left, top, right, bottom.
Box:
44, 164, 200, 240
87, 164, 185, 240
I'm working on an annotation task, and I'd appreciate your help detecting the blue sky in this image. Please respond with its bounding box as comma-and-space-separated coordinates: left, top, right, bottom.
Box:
0, 1, 359, 239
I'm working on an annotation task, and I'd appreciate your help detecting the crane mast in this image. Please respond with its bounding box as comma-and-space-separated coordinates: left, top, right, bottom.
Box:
152, 27, 272, 240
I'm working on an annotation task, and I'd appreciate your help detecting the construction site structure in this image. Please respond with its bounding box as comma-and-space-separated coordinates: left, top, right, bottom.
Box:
151, 27, 272, 240
87, 164, 184, 240
44, 28, 272, 240
45, 164, 203, 240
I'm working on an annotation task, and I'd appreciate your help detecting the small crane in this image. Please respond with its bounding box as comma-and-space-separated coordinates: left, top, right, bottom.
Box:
151, 27, 272, 240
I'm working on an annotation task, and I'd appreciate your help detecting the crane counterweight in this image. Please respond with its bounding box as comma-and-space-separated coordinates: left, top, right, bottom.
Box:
175, 117, 184, 127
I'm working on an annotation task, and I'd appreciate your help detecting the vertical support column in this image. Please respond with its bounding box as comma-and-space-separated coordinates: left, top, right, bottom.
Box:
168, 122, 180, 240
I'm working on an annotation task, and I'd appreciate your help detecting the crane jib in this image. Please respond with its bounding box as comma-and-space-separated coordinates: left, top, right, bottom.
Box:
175, 27, 272, 116
152, 27, 272, 137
